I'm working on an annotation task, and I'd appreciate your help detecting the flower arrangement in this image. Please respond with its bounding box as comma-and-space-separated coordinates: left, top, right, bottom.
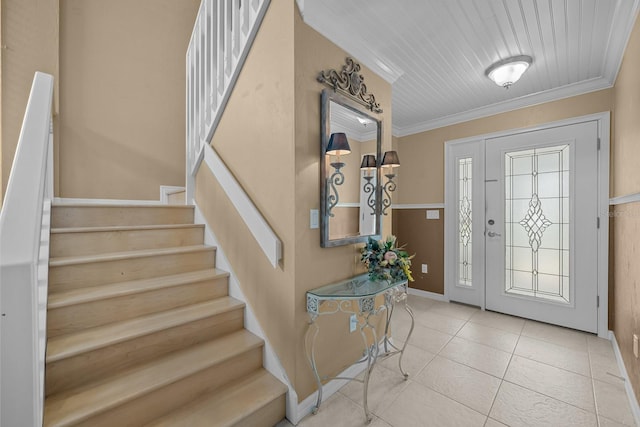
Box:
360, 235, 414, 282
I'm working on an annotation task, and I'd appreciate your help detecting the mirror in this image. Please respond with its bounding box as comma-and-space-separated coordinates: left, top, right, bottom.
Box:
320, 89, 382, 248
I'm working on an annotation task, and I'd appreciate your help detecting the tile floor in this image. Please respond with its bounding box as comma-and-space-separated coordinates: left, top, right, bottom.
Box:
280, 294, 637, 427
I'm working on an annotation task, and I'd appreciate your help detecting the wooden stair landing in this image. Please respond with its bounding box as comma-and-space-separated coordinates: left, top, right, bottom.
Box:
44, 203, 286, 427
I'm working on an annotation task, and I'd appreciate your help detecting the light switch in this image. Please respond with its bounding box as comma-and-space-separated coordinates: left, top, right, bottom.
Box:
421, 264, 428, 273
426, 210, 440, 220
310, 209, 319, 229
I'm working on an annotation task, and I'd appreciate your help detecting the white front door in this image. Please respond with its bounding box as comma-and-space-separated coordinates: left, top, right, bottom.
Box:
484, 121, 599, 332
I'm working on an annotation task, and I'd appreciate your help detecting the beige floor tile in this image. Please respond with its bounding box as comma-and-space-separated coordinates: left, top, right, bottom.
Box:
378, 342, 435, 378
587, 335, 616, 357
514, 335, 591, 376
275, 418, 294, 427
379, 381, 486, 427
490, 381, 597, 427
589, 351, 626, 386
414, 356, 501, 415
428, 300, 480, 320
504, 355, 595, 412
598, 416, 633, 427
484, 418, 509, 427
456, 322, 520, 353
439, 336, 512, 378
593, 379, 636, 426
468, 310, 525, 334
394, 322, 454, 354
413, 309, 467, 335
368, 418, 393, 427
339, 364, 410, 416
521, 320, 589, 352
297, 393, 380, 427
406, 294, 437, 312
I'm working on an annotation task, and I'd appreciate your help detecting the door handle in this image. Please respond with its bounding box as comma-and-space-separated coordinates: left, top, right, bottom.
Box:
487, 231, 501, 237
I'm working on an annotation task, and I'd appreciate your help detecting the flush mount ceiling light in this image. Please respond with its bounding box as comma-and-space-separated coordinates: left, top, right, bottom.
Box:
485, 55, 533, 89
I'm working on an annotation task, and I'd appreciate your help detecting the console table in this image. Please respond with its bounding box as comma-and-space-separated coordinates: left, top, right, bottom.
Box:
305, 274, 414, 423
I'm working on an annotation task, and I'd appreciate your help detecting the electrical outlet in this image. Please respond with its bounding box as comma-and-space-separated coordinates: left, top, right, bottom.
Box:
634, 334, 638, 358
350, 314, 358, 333
421, 264, 428, 274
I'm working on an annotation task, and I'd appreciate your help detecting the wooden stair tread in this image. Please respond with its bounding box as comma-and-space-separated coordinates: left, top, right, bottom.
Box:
51, 223, 204, 234
145, 369, 287, 427
49, 245, 214, 267
47, 297, 244, 362
44, 330, 263, 427
48, 269, 228, 308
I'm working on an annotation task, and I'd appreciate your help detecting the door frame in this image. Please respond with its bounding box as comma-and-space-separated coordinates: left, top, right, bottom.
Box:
444, 112, 610, 337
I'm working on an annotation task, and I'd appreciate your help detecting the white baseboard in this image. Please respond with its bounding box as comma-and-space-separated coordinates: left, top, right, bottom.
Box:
408, 287, 448, 302
52, 197, 164, 206
609, 331, 640, 426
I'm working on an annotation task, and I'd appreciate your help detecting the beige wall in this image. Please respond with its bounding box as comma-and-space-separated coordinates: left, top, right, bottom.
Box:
293, 9, 393, 400
1, 0, 59, 206
200, 0, 297, 387
396, 89, 614, 204
611, 15, 640, 407
58, 0, 199, 200
196, 1, 393, 402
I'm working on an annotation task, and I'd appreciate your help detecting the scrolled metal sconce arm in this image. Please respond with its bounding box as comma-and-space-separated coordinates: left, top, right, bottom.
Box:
363, 176, 377, 216
327, 162, 346, 217
381, 173, 397, 216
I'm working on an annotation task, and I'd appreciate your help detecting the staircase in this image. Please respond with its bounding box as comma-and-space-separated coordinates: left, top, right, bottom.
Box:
43, 203, 286, 427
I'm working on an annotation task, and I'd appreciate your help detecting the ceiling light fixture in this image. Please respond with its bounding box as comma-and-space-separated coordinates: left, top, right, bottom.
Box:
485, 55, 533, 89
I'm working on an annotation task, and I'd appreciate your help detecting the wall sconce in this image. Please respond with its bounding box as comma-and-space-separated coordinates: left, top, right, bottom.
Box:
326, 132, 351, 217
381, 150, 400, 215
360, 154, 377, 216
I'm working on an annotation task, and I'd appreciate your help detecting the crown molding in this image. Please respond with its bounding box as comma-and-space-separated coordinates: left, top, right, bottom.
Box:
392, 77, 613, 137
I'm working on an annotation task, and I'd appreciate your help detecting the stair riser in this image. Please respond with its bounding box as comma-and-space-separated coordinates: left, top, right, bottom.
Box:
166, 191, 185, 205
50, 226, 204, 257
233, 394, 287, 427
49, 250, 216, 292
46, 309, 245, 396
52, 206, 194, 228
69, 347, 263, 427
47, 278, 228, 337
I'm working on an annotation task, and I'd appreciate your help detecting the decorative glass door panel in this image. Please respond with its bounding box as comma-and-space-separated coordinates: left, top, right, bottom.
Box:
458, 158, 473, 286
504, 145, 570, 304
485, 121, 599, 333
445, 140, 483, 308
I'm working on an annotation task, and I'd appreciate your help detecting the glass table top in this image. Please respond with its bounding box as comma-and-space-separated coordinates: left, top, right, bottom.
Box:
307, 274, 407, 300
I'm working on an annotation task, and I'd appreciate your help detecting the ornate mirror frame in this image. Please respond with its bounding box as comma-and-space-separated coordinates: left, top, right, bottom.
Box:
320, 88, 383, 248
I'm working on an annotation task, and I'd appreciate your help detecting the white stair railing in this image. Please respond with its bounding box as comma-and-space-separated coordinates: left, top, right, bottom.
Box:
0, 72, 54, 426
186, 0, 281, 267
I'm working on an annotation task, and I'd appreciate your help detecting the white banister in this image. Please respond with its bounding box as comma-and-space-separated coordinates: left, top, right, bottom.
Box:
186, 0, 281, 267
0, 72, 54, 427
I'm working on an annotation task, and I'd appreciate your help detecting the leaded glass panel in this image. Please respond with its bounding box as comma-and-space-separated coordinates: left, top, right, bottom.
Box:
504, 145, 570, 304
458, 158, 472, 286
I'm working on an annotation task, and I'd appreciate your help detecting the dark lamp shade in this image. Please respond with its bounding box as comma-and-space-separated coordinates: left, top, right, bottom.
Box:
360, 154, 377, 170
381, 150, 400, 167
326, 133, 351, 156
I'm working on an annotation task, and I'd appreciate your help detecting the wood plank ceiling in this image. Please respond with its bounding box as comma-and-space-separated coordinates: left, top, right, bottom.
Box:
298, 0, 639, 136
